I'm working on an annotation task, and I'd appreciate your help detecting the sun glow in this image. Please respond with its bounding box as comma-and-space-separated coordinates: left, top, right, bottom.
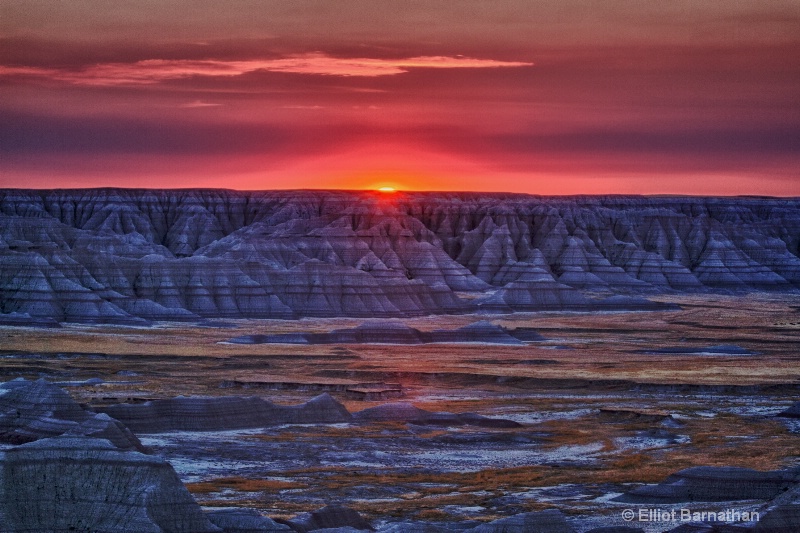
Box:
377, 186, 397, 193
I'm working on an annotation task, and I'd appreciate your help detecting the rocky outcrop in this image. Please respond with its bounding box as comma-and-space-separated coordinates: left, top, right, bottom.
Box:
505, 327, 545, 342
754, 504, 800, 532
207, 508, 291, 533
281, 393, 353, 425
612, 466, 800, 503
776, 402, 800, 418
352, 402, 521, 428
0, 311, 60, 327
598, 408, 681, 425
2, 189, 798, 322
428, 321, 523, 344
0, 378, 88, 444
98, 393, 352, 433
99, 394, 523, 432
0, 435, 219, 532
67, 411, 150, 452
282, 505, 374, 533
228, 320, 537, 345
661, 485, 800, 532
465, 509, 575, 533
324, 322, 426, 344
352, 403, 433, 423
0, 378, 145, 451
231, 333, 314, 345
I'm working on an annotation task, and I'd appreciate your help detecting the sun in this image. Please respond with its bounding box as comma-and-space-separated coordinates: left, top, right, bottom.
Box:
377, 186, 397, 193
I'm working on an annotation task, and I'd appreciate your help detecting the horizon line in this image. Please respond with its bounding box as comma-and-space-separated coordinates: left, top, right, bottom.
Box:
1, 186, 798, 200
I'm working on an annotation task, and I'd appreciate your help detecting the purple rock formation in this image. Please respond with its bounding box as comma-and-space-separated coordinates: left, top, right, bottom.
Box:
207, 507, 291, 532
283, 505, 374, 533
2, 189, 798, 322
465, 509, 575, 533
612, 466, 800, 504
0, 436, 219, 532
97, 393, 352, 433
776, 402, 800, 418
0, 378, 145, 451
228, 320, 533, 345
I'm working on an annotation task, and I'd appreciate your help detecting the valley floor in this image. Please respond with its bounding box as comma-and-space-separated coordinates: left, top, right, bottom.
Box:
1, 293, 799, 532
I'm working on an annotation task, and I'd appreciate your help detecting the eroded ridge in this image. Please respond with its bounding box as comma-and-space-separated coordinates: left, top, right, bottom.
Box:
1, 190, 799, 322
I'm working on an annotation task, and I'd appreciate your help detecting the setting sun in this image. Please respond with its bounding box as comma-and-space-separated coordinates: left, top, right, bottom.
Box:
377, 186, 397, 193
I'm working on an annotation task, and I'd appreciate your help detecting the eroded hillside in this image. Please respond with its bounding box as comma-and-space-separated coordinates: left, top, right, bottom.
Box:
1, 189, 798, 322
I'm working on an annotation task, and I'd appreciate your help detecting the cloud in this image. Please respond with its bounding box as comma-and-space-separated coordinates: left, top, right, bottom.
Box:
178, 100, 222, 108
0, 53, 532, 86
0, 111, 294, 155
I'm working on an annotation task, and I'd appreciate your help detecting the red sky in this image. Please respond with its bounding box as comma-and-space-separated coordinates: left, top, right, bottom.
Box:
1, 1, 799, 195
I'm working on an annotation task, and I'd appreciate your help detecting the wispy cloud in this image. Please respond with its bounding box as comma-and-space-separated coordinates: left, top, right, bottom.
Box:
0, 53, 532, 86
178, 100, 222, 108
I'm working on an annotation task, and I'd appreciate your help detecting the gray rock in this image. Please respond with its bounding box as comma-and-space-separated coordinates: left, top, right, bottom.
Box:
207, 507, 292, 532
330, 322, 427, 344
230, 333, 312, 344
353, 403, 436, 423
66, 412, 149, 452
429, 321, 523, 344
506, 327, 545, 342
476, 275, 592, 312
776, 402, 800, 418
283, 504, 374, 533
753, 504, 800, 532
466, 509, 575, 533
0, 378, 88, 444
612, 466, 800, 503
229, 321, 531, 346
0, 378, 145, 451
281, 393, 353, 425
0, 436, 219, 532
0, 311, 61, 328
98, 393, 352, 433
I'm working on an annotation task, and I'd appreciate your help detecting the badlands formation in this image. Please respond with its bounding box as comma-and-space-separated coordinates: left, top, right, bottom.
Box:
1, 189, 799, 322
1, 189, 799, 532
2, 379, 799, 532
0, 378, 799, 532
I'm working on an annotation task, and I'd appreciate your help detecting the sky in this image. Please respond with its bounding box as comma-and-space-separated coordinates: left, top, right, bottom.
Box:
1, 1, 799, 195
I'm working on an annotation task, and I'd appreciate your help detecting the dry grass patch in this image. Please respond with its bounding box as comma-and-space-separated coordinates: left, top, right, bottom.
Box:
186, 476, 302, 494
662, 415, 799, 471
413, 509, 452, 521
